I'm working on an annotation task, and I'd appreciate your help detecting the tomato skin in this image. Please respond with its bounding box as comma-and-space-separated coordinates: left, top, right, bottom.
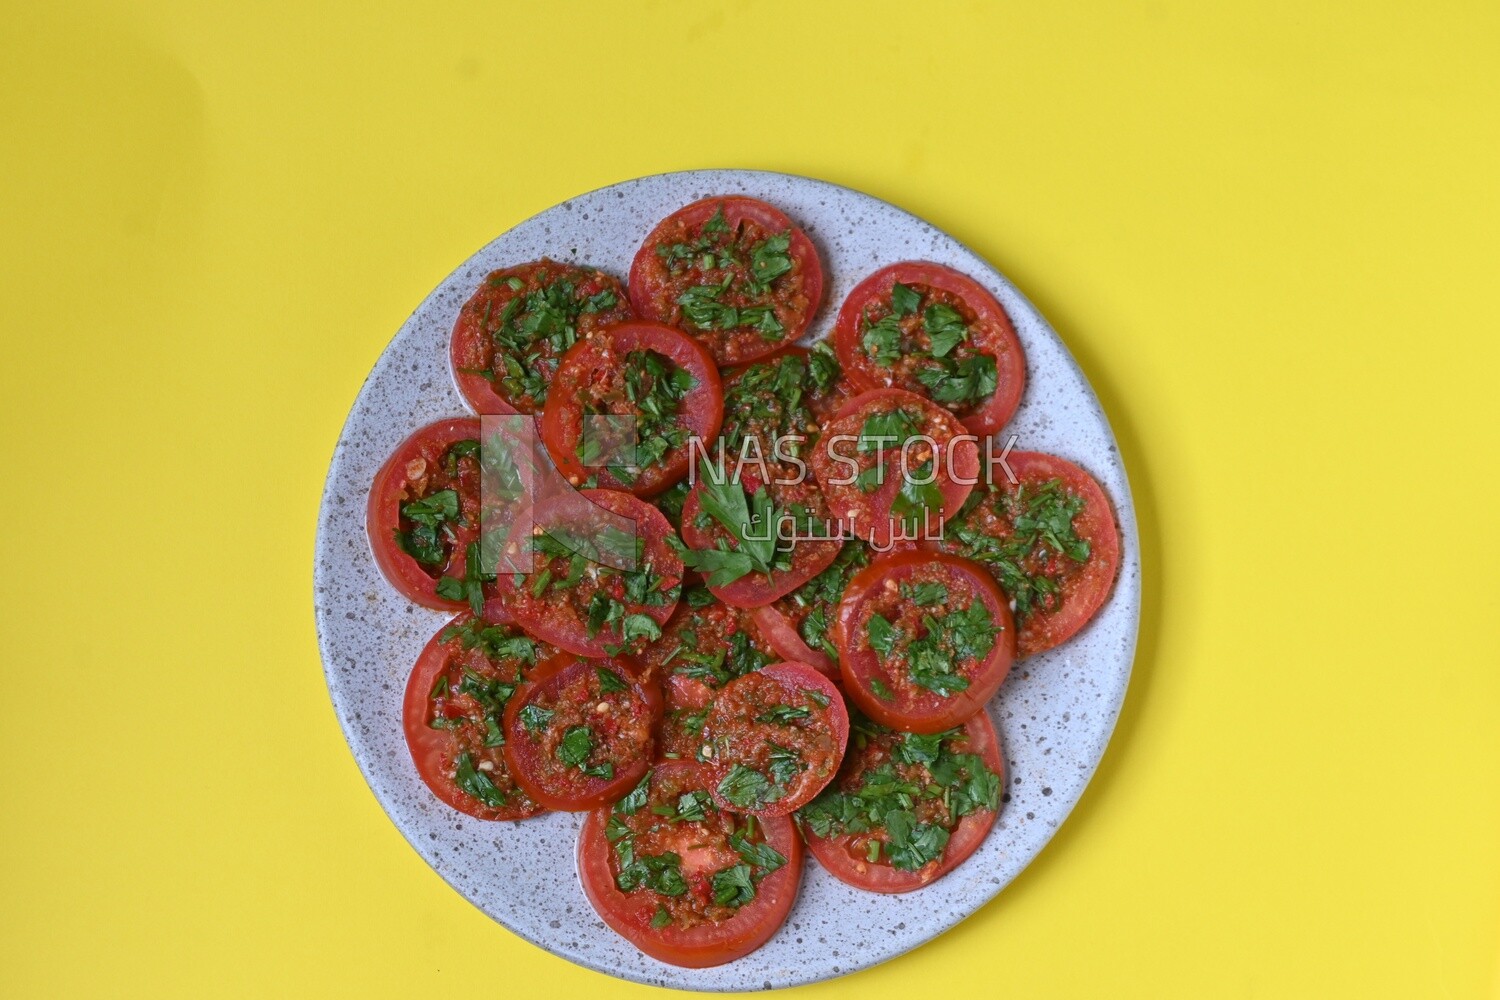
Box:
832, 261, 1026, 436
679, 469, 841, 609
502, 654, 663, 811
402, 614, 547, 821
800, 711, 1003, 893
449, 260, 635, 415
704, 662, 849, 817
836, 553, 1016, 734
750, 605, 834, 678
930, 450, 1120, 656
366, 417, 487, 611
628, 196, 825, 366
576, 761, 803, 967
809, 388, 980, 549
539, 321, 723, 498
494, 489, 684, 658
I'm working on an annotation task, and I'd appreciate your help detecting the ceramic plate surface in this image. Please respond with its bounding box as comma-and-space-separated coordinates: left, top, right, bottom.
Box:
314, 169, 1141, 990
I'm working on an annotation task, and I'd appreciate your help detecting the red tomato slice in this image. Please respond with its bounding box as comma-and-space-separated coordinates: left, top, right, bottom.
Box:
633, 590, 778, 760
832, 261, 1025, 435
931, 450, 1120, 656
718, 344, 850, 463
540, 321, 723, 497
800, 711, 1003, 893
809, 388, 979, 549
367, 417, 496, 612
679, 466, 841, 609
577, 761, 803, 967
501, 654, 662, 811
628, 196, 825, 366
749, 541, 871, 677
449, 259, 634, 415
402, 614, 550, 821
494, 489, 683, 658
703, 662, 849, 817
836, 552, 1015, 733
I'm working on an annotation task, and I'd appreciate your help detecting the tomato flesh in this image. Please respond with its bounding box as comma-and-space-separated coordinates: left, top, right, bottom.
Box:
450, 259, 635, 414
933, 451, 1119, 656
798, 711, 1003, 893
836, 552, 1015, 733
401, 614, 550, 821
495, 489, 683, 658
501, 655, 662, 811
751, 540, 871, 677
833, 261, 1025, 435
634, 589, 777, 760
810, 388, 979, 549
702, 662, 848, 818
576, 761, 802, 967
679, 467, 841, 609
367, 417, 498, 612
541, 321, 723, 497
629, 196, 824, 366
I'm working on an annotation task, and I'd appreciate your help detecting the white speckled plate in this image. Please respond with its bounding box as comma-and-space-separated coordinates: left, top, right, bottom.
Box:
314, 170, 1140, 990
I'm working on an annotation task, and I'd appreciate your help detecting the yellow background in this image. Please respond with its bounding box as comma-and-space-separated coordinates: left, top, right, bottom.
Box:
2, 1, 1497, 996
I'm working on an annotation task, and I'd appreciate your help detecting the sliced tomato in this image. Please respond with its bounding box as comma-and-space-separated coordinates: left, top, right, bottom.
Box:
809, 388, 979, 549
832, 261, 1025, 435
367, 417, 498, 612
494, 489, 683, 658
679, 466, 841, 609
501, 654, 662, 811
402, 614, 551, 820
718, 343, 848, 465
799, 711, 1003, 893
750, 540, 871, 677
634, 588, 777, 760
628, 196, 824, 366
449, 259, 634, 414
932, 450, 1119, 656
836, 552, 1015, 733
540, 321, 722, 497
702, 662, 848, 818
577, 761, 802, 967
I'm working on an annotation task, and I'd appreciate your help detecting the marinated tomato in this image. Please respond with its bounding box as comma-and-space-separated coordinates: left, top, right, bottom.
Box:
833, 262, 1025, 435
367, 417, 499, 612
933, 450, 1119, 656
750, 540, 871, 677
540, 321, 722, 497
836, 553, 1015, 733
450, 259, 634, 414
577, 761, 802, 967
810, 389, 979, 549
703, 662, 848, 817
634, 587, 777, 761
501, 655, 662, 811
402, 615, 551, 820
495, 489, 683, 658
718, 343, 847, 467
679, 466, 841, 609
798, 712, 1003, 893
629, 197, 824, 366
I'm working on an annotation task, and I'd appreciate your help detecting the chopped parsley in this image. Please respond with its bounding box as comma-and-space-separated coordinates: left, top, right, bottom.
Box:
453, 752, 507, 809
797, 724, 1001, 872
949, 477, 1091, 621
477, 271, 621, 404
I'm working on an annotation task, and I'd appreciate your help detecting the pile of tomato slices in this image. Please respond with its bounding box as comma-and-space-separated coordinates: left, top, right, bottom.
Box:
367, 194, 1123, 968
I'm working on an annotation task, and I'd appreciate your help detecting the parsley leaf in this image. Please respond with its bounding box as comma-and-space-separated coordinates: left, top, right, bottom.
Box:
453, 752, 506, 808
556, 725, 595, 770
717, 764, 781, 810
